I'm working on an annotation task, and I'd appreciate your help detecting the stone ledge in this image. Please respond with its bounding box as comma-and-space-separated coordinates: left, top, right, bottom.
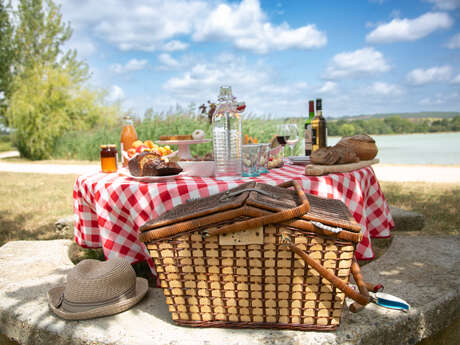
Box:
390, 205, 425, 232
0, 236, 458, 345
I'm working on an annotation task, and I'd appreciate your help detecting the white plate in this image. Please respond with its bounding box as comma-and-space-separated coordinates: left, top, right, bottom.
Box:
156, 139, 210, 145
288, 156, 311, 165
178, 161, 215, 177
118, 168, 187, 182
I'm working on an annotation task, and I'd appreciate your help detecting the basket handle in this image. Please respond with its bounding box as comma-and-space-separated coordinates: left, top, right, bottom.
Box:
281, 232, 378, 312
205, 180, 310, 238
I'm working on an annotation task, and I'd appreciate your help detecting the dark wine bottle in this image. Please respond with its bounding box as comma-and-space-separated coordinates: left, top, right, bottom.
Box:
304, 100, 315, 156
311, 98, 327, 152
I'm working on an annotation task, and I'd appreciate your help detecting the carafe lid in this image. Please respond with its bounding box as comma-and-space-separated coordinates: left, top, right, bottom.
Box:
218, 86, 233, 102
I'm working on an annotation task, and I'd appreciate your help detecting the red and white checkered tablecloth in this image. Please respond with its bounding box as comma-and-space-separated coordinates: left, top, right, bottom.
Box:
73, 164, 394, 274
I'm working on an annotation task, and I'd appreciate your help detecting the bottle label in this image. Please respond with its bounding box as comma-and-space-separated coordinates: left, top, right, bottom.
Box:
304, 125, 312, 155
312, 128, 317, 146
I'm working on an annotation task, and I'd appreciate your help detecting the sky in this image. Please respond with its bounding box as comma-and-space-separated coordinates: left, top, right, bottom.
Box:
56, 0, 460, 118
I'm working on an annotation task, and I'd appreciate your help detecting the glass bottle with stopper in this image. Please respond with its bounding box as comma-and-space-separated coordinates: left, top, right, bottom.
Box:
212, 86, 244, 179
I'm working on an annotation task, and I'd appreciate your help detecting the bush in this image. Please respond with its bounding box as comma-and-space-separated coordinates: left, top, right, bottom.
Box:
6, 64, 120, 160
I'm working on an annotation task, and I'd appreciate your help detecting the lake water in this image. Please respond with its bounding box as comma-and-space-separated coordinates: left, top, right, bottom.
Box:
328, 132, 460, 165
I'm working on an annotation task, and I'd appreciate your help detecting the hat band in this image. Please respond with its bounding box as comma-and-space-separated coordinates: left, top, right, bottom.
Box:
59, 285, 136, 313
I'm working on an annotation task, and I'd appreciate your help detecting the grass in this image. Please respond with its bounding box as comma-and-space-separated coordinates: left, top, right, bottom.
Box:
52, 114, 307, 161
0, 172, 458, 250
380, 181, 460, 235
0, 139, 14, 152
0, 172, 77, 246
2, 156, 96, 165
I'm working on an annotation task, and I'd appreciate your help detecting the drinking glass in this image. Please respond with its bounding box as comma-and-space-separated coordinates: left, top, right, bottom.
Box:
285, 124, 299, 156
257, 143, 270, 174
242, 144, 261, 177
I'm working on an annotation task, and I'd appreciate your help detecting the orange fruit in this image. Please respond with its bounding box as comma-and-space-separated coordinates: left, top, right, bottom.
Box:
144, 140, 154, 149
127, 148, 136, 158
132, 140, 143, 149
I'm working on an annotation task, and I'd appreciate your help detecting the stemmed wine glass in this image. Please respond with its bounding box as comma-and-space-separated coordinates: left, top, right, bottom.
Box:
286, 124, 299, 156
276, 124, 299, 157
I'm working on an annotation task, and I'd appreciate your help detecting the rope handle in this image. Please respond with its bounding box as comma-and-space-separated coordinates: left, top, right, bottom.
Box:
205, 180, 310, 238
281, 232, 380, 312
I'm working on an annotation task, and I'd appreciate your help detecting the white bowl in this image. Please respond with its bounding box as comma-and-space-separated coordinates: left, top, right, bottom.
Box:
178, 161, 215, 177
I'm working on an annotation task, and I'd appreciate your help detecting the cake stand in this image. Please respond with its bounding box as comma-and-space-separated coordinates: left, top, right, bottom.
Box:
156, 139, 211, 160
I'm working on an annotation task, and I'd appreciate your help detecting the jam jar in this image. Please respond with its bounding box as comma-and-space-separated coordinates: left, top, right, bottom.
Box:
100, 144, 118, 173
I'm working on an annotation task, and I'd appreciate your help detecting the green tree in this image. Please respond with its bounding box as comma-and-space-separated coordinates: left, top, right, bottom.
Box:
450, 116, 460, 131
339, 123, 355, 136
6, 64, 119, 159
14, 0, 87, 80
0, 0, 15, 124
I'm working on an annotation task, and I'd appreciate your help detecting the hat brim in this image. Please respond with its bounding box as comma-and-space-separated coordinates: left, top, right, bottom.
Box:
47, 277, 148, 321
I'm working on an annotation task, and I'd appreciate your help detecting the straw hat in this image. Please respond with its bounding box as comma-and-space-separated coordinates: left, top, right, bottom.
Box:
48, 258, 148, 320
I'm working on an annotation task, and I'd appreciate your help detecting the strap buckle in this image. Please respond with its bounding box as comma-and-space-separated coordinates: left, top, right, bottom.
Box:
219, 188, 274, 202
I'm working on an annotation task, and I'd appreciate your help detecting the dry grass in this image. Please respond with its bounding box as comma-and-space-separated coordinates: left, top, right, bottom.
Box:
3, 156, 97, 164
0, 172, 77, 246
380, 181, 460, 235
0, 172, 458, 262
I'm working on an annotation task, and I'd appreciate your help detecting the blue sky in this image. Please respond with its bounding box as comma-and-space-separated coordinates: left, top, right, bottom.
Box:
57, 0, 460, 117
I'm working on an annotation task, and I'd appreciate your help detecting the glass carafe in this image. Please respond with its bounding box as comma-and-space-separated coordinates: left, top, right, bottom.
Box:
212, 86, 242, 178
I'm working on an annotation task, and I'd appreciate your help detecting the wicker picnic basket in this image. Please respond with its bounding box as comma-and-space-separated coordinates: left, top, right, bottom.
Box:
139, 180, 377, 330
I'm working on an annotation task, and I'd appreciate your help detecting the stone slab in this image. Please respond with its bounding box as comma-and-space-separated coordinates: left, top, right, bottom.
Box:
0, 236, 458, 345
390, 205, 425, 232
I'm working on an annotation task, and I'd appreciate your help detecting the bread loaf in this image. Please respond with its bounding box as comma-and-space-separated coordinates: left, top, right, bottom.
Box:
310, 145, 359, 165
336, 134, 378, 161
128, 151, 183, 176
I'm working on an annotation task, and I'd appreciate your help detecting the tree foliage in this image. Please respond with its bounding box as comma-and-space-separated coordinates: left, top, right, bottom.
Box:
327, 115, 460, 136
0, 0, 15, 122
6, 64, 119, 159
14, 0, 87, 80
4, 0, 121, 159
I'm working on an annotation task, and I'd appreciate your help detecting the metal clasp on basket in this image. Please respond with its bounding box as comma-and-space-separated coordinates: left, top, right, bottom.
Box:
280, 232, 292, 247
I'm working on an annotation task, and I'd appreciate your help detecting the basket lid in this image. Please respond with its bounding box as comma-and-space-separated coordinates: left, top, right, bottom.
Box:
139, 181, 361, 243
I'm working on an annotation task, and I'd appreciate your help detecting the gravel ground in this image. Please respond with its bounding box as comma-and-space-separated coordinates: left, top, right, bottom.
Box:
1, 151, 459, 183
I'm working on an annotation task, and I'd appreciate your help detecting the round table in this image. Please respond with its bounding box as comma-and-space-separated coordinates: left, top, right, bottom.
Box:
73, 164, 394, 274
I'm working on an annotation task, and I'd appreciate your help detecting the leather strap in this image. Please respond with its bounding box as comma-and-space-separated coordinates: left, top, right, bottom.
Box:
281, 232, 372, 310
205, 180, 310, 237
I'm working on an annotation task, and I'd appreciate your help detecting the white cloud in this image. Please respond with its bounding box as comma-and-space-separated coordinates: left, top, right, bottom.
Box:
446, 33, 460, 49
419, 91, 460, 106
162, 40, 189, 52
368, 82, 403, 96
67, 36, 97, 59
109, 59, 148, 74
424, 0, 460, 10
452, 74, 460, 84
192, 0, 326, 53
366, 12, 453, 43
318, 81, 338, 94
324, 47, 390, 79
58, 0, 326, 54
406, 65, 452, 85
157, 53, 181, 69
107, 85, 125, 102
162, 54, 308, 116
58, 0, 207, 52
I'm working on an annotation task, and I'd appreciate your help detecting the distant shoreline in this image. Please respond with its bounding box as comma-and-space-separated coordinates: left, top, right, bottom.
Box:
329, 131, 460, 138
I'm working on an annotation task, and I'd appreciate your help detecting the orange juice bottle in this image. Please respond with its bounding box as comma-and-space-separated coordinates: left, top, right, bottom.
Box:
120, 115, 138, 166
